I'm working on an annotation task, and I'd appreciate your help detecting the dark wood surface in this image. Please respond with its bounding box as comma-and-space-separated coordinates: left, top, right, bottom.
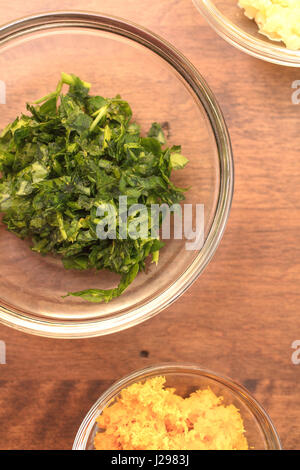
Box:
0, 0, 300, 450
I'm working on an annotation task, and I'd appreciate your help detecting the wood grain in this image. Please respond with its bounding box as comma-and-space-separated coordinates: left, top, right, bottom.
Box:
0, 0, 300, 450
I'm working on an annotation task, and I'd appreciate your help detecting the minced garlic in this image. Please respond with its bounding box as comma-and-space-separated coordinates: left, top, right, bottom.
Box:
239, 0, 300, 50
94, 376, 249, 450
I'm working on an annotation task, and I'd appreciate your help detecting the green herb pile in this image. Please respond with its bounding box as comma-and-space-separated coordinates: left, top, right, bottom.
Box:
0, 73, 188, 302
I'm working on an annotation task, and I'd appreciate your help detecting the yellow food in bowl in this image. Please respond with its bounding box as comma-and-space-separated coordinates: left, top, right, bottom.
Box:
238, 0, 300, 50
94, 376, 248, 450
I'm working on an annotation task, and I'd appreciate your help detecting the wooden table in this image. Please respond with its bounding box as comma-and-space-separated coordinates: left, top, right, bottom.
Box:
0, 0, 299, 450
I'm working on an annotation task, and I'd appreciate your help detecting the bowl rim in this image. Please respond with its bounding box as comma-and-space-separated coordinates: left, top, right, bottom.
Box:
0, 11, 233, 338
192, 0, 300, 67
72, 362, 282, 450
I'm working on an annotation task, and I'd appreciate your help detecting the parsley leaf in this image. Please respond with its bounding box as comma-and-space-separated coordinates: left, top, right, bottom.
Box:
0, 73, 189, 303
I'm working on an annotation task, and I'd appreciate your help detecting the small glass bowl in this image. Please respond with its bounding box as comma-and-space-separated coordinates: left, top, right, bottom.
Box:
193, 0, 300, 67
73, 363, 282, 450
0, 12, 233, 338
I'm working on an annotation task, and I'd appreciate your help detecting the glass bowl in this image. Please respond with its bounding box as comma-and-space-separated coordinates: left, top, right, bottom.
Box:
193, 0, 300, 67
73, 363, 282, 450
0, 12, 233, 338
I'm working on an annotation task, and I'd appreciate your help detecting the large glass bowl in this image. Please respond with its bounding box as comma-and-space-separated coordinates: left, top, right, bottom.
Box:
0, 12, 233, 338
193, 0, 300, 67
73, 363, 282, 450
